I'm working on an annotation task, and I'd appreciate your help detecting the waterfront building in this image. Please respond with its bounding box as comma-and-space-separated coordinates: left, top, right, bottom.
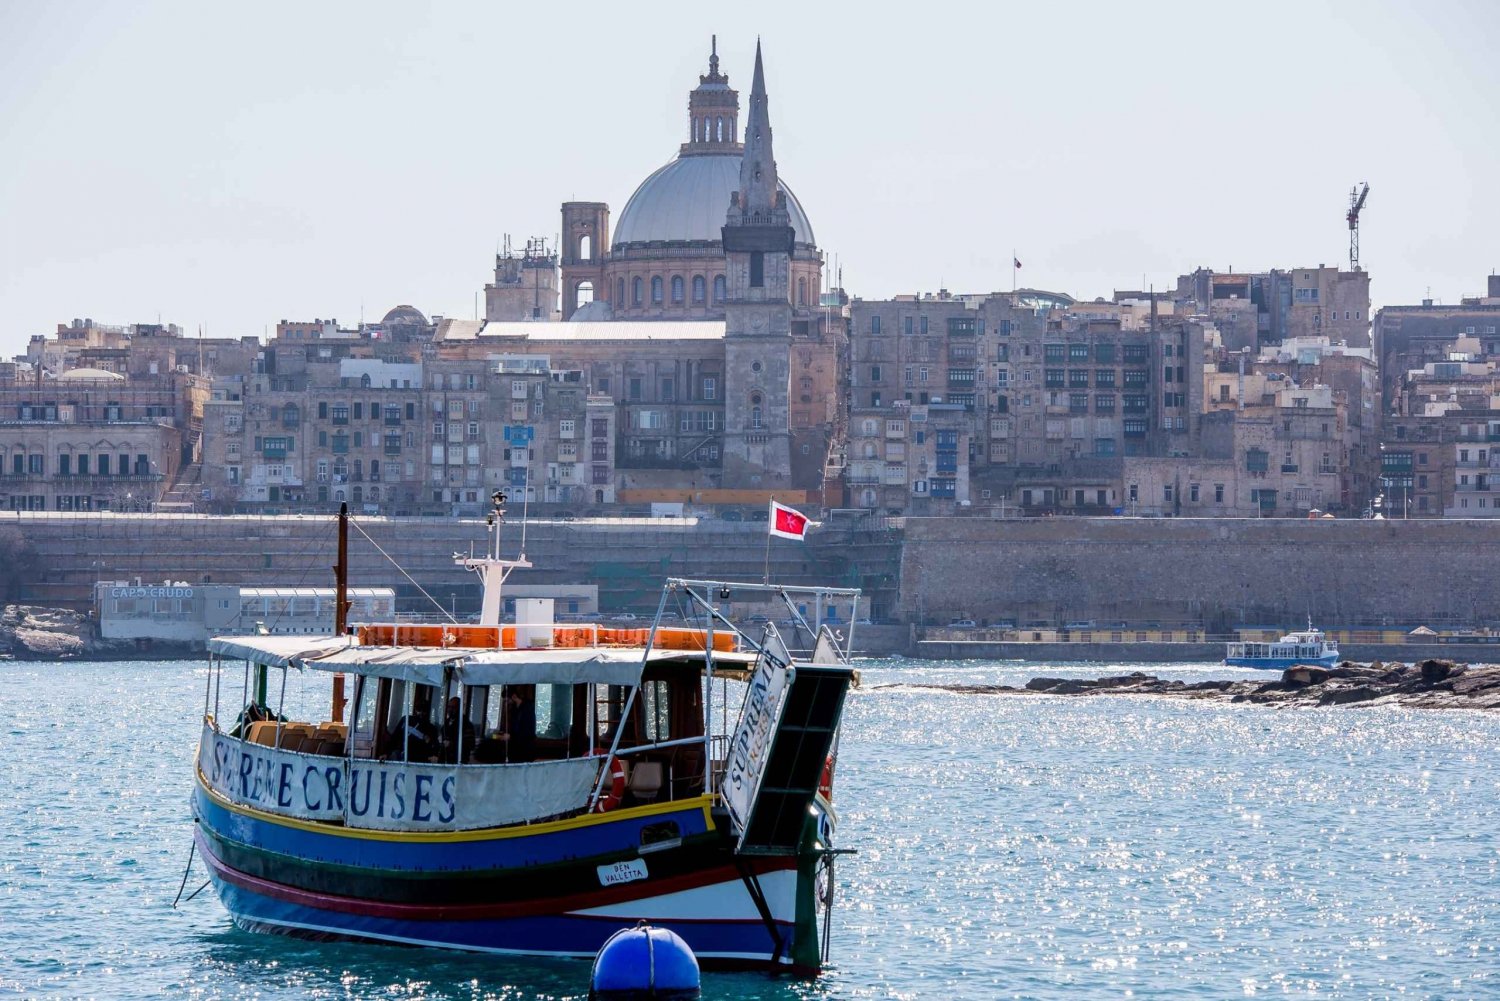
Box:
95, 582, 394, 642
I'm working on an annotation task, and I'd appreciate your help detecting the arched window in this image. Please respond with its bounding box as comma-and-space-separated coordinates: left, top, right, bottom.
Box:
353, 459, 363, 480
713, 275, 726, 302
715, 116, 723, 142
616, 278, 625, 305
751, 393, 763, 430
578, 234, 591, 261
670, 276, 684, 304
651, 276, 663, 304
692, 275, 706, 303
369, 486, 380, 502
633, 277, 643, 305
798, 277, 807, 306
353, 485, 363, 505
576, 280, 595, 310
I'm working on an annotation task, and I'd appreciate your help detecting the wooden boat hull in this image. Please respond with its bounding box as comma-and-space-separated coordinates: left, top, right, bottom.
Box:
191, 773, 825, 971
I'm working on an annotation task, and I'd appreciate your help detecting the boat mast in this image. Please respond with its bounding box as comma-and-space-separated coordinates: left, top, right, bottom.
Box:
331, 502, 350, 721
459, 490, 532, 627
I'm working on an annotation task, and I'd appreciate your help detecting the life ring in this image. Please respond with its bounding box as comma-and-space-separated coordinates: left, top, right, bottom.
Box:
594, 752, 627, 812
817, 754, 835, 801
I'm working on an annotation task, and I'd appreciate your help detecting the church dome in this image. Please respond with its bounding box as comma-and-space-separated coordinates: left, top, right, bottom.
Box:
381, 304, 428, 325
612, 153, 814, 249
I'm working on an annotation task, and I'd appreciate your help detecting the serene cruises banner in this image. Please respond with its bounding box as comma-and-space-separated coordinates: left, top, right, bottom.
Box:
197, 724, 597, 831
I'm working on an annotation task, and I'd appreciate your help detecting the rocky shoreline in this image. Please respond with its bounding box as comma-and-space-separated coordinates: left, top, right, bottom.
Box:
0, 605, 198, 661
886, 659, 1500, 711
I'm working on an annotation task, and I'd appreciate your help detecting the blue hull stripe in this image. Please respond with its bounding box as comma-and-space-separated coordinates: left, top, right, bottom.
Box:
193, 781, 712, 872
201, 833, 791, 964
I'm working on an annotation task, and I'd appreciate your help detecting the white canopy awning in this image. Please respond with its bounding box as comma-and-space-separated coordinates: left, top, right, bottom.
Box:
205, 634, 739, 687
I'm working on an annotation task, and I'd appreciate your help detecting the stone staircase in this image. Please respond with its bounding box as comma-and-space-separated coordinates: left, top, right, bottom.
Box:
157, 461, 203, 512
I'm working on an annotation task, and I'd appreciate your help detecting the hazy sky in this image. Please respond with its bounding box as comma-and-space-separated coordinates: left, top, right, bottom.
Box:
2, 0, 1497, 356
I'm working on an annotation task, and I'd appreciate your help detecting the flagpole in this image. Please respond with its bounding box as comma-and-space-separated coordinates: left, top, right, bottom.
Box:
1012, 249, 1017, 292
763, 497, 773, 585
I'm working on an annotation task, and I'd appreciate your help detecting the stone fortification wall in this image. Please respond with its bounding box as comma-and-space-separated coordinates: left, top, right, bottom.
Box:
9, 512, 849, 616
899, 517, 1500, 630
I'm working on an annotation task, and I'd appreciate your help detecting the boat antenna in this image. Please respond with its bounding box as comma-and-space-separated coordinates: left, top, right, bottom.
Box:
331, 502, 350, 722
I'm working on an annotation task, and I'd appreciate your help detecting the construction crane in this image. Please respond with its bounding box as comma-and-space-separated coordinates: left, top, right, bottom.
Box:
1347, 182, 1370, 272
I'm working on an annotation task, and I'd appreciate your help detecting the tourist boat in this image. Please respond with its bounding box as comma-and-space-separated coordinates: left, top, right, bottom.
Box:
190, 497, 858, 972
1224, 622, 1340, 670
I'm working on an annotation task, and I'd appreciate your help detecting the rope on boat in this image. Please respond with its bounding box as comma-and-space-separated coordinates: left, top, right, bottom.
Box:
171, 838, 197, 909
349, 519, 458, 624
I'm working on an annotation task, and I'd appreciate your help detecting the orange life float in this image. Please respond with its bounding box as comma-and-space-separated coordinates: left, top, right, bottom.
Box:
594, 752, 627, 812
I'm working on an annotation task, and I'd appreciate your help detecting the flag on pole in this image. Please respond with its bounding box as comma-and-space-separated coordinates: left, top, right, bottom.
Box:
768, 500, 811, 541
1013, 257, 1022, 269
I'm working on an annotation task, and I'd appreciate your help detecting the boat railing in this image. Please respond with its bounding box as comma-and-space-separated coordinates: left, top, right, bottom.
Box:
353, 621, 737, 653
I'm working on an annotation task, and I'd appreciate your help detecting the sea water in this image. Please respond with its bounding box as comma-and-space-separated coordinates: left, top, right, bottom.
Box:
2, 659, 1498, 1000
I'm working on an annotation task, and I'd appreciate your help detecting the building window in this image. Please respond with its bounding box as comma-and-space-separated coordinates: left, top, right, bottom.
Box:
871, 315, 882, 335
633, 277, 643, 305
692, 275, 706, 303
616, 278, 626, 305
670, 275, 684, 304
651, 276, 663, 304
713, 275, 726, 302
703, 376, 716, 401
749, 252, 764, 288
797, 277, 807, 306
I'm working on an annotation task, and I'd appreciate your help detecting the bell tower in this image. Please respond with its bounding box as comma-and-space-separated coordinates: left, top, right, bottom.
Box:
560, 202, 609, 319
720, 41, 793, 489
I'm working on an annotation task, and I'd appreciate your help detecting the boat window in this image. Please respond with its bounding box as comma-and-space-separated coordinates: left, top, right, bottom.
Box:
642, 680, 670, 743
597, 684, 627, 744
483, 686, 504, 738
537, 684, 572, 741
350, 676, 380, 758
640, 821, 680, 848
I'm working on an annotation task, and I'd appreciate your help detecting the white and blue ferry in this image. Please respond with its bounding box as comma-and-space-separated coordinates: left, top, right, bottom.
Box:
189, 498, 858, 974
1225, 623, 1340, 670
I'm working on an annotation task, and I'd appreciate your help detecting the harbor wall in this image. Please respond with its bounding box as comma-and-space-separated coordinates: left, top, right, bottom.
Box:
914, 641, 1500, 665
8, 512, 856, 618
13, 512, 1500, 644
898, 517, 1500, 631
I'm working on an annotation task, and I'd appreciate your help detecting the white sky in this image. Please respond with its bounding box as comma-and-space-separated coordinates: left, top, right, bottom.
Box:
1, 0, 1496, 356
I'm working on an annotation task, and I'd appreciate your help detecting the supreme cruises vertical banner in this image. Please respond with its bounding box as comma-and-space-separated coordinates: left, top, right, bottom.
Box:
723, 624, 792, 845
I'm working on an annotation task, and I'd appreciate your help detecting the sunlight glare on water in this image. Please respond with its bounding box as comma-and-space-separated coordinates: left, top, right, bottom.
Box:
2, 659, 1497, 999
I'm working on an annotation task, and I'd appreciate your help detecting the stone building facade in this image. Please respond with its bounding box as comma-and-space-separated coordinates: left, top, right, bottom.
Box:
844, 291, 1203, 514
1175, 265, 1371, 349
0, 368, 197, 511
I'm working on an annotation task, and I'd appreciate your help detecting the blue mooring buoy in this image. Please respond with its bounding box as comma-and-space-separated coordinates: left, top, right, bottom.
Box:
590, 921, 701, 1000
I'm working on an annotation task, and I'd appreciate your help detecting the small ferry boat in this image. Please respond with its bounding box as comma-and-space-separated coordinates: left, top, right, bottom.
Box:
191, 497, 858, 973
1224, 622, 1340, 670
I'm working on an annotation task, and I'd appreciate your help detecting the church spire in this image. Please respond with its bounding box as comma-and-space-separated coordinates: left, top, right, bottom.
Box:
737, 39, 780, 217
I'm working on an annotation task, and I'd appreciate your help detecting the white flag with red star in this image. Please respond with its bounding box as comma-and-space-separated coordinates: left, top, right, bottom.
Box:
768, 500, 811, 541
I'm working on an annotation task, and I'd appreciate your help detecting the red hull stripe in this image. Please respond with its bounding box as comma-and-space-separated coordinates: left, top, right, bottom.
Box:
197, 829, 794, 921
